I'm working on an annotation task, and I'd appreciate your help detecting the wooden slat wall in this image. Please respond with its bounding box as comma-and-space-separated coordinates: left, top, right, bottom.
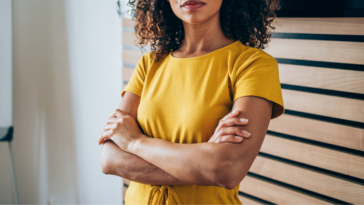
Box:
121, 17, 364, 204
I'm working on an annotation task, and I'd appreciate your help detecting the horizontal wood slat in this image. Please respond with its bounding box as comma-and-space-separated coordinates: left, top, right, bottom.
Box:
264, 39, 364, 65
123, 50, 143, 65
249, 156, 364, 204
122, 18, 134, 28
123, 186, 127, 204
123, 178, 131, 186
268, 114, 364, 151
282, 89, 364, 122
261, 135, 364, 180
122, 32, 151, 48
238, 195, 263, 205
240, 175, 331, 205
272, 18, 364, 35
279, 64, 364, 94
122, 83, 127, 90
123, 32, 136, 46
123, 67, 134, 81
124, 18, 364, 36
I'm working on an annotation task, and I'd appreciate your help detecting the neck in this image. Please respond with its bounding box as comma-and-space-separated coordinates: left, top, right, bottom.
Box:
179, 12, 234, 53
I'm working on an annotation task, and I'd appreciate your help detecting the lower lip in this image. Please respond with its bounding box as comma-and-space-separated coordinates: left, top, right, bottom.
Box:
182, 3, 205, 10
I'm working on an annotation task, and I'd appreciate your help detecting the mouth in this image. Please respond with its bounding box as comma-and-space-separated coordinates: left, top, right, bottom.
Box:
181, 0, 205, 10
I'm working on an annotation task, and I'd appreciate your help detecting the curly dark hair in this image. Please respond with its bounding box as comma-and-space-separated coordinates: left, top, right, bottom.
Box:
127, 0, 281, 62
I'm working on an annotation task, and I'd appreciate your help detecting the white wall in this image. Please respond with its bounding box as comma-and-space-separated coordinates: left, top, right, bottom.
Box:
0, 0, 12, 128
1, 0, 122, 204
0, 0, 15, 203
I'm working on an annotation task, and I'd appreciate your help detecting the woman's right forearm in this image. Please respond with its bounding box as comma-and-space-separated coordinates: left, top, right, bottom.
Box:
100, 140, 192, 185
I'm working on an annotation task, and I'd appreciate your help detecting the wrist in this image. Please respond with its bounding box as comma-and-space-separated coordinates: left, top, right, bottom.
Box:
127, 134, 146, 154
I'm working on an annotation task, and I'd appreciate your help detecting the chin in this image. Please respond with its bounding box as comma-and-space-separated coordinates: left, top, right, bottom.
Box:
182, 15, 208, 24
180, 11, 217, 25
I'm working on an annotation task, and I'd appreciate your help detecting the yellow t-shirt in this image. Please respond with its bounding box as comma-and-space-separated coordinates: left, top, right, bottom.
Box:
121, 41, 284, 205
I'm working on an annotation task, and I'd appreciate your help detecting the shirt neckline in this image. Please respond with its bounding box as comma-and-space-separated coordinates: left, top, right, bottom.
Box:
169, 41, 240, 61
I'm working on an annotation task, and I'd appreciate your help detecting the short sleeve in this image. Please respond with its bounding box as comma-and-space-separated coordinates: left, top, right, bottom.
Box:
231, 50, 285, 119
121, 54, 148, 98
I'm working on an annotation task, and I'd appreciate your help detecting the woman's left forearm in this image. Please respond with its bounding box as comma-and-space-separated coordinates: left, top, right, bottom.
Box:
129, 137, 253, 189
106, 96, 272, 189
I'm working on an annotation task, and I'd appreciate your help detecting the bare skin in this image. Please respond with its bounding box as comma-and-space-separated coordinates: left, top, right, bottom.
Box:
99, 0, 273, 189
101, 95, 272, 189
100, 92, 251, 185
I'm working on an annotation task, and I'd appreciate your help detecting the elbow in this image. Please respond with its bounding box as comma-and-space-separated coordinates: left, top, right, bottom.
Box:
220, 177, 241, 190
211, 159, 242, 190
100, 149, 115, 175
101, 159, 113, 175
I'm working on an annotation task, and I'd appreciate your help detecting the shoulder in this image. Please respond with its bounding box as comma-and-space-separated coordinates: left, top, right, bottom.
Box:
228, 44, 279, 82
140, 51, 155, 66
230, 43, 278, 75
235, 43, 277, 66
135, 51, 156, 74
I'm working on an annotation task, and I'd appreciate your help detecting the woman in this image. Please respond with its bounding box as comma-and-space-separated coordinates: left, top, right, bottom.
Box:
99, 0, 284, 204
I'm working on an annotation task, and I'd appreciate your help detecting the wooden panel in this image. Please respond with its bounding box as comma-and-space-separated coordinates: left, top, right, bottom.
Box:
123, 186, 127, 205
261, 135, 364, 179
268, 114, 364, 151
282, 89, 364, 122
279, 64, 364, 94
272, 18, 364, 35
240, 175, 331, 205
123, 178, 129, 205
249, 156, 364, 204
123, 32, 136, 46
123, 31, 151, 48
123, 67, 134, 81
122, 18, 134, 27
238, 195, 263, 205
264, 39, 364, 65
123, 50, 143, 65
123, 178, 131, 186
124, 17, 364, 35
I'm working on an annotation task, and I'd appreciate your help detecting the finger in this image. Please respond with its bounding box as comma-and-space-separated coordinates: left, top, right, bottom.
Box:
107, 118, 118, 123
104, 118, 119, 128
218, 117, 249, 130
226, 118, 249, 126
98, 135, 107, 145
215, 109, 240, 134
109, 109, 124, 119
217, 135, 244, 144
215, 117, 249, 135
98, 137, 104, 145
98, 132, 109, 145
220, 127, 251, 138
114, 109, 128, 118
108, 111, 117, 119
103, 123, 116, 131
99, 130, 114, 145
221, 109, 240, 121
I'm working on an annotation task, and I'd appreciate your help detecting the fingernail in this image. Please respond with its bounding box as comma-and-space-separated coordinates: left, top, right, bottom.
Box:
232, 109, 239, 114
240, 118, 248, 123
242, 130, 251, 137
234, 136, 243, 142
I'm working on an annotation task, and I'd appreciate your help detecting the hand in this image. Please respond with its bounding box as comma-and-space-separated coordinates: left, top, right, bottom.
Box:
98, 109, 145, 152
207, 109, 251, 143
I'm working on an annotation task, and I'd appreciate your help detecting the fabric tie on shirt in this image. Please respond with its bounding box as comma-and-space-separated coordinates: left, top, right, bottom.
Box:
147, 185, 182, 205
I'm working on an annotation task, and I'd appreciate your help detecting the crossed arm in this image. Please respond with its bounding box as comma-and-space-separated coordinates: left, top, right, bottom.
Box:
100, 91, 273, 189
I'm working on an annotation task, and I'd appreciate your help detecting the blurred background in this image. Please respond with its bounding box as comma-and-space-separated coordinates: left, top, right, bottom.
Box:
1, 0, 364, 204
0, 0, 130, 204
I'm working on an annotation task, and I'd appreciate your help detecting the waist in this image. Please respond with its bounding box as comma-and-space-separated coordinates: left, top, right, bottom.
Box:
125, 181, 241, 205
